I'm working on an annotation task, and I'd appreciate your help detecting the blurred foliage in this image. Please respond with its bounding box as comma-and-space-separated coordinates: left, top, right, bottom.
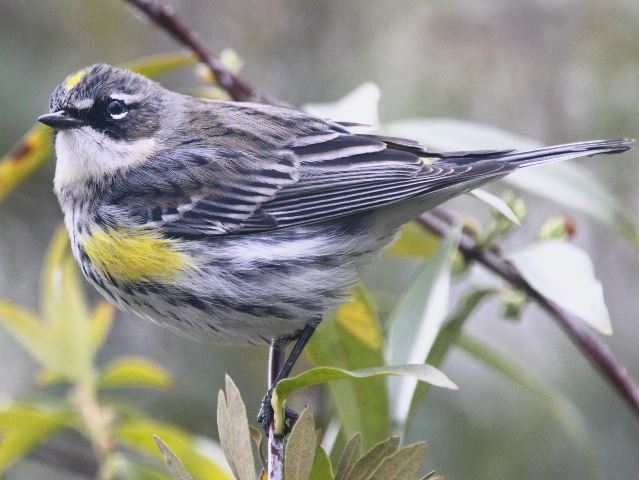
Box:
1, 17, 637, 477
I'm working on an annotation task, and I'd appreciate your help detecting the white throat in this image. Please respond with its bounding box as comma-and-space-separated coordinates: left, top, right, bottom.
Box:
54, 128, 158, 193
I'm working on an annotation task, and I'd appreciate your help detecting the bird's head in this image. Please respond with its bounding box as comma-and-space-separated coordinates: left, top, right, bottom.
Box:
39, 64, 174, 189
40, 63, 167, 141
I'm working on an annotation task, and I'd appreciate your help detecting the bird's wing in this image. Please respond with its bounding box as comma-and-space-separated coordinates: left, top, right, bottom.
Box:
104, 101, 511, 236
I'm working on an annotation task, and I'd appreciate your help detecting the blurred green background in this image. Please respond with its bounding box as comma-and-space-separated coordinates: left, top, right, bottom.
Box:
1, 1, 638, 479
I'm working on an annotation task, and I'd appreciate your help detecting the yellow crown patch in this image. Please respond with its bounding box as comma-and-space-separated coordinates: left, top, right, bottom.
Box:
64, 68, 90, 91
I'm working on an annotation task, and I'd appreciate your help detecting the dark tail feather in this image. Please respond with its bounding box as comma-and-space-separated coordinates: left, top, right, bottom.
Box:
474, 138, 633, 168
496, 138, 633, 167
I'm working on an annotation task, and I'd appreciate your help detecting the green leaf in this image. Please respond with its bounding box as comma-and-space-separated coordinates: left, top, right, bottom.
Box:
154, 435, 195, 480
0, 404, 72, 472
457, 334, 603, 478
122, 52, 197, 78
216, 375, 255, 480
386, 228, 459, 426
0, 301, 50, 368
309, 446, 333, 480
385, 222, 441, 258
346, 437, 399, 480
384, 118, 638, 244
410, 289, 495, 409
98, 357, 172, 390
303, 83, 381, 127
116, 419, 233, 480
469, 189, 521, 226
285, 407, 317, 480
507, 240, 612, 334
40, 227, 92, 381
273, 364, 456, 431
89, 301, 114, 354
334, 433, 361, 480
305, 285, 390, 449
507, 162, 639, 245
369, 442, 428, 480
0, 124, 53, 202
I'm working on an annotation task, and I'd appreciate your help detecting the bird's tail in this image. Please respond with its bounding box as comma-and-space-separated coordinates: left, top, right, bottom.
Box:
469, 138, 633, 168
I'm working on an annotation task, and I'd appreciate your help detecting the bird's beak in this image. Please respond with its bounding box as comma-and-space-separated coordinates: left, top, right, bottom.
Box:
38, 110, 84, 130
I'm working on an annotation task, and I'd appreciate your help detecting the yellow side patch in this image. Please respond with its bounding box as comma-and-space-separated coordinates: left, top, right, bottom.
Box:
64, 68, 90, 90
83, 227, 194, 282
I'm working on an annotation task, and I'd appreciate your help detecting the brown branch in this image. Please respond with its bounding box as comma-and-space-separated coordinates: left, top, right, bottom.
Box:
124, 0, 277, 104
124, 0, 639, 423
418, 213, 639, 417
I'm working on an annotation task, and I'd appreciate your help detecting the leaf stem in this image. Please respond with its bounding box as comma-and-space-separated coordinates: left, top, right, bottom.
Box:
70, 378, 117, 480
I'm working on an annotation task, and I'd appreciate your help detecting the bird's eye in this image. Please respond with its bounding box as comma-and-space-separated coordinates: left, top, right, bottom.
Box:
106, 99, 128, 119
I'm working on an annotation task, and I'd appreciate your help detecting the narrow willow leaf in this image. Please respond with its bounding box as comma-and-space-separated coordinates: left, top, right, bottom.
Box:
285, 407, 317, 480
457, 334, 603, 477
273, 364, 456, 423
249, 425, 266, 471
0, 301, 50, 368
386, 228, 460, 426
154, 435, 195, 480
305, 285, 390, 448
116, 419, 233, 480
507, 240, 612, 335
346, 437, 399, 480
40, 227, 92, 381
98, 357, 172, 390
334, 432, 361, 480
309, 446, 334, 480
222, 375, 256, 480
217, 377, 255, 480
303, 83, 380, 127
369, 442, 427, 480
89, 301, 114, 354
0, 124, 52, 202
470, 189, 521, 225
507, 162, 639, 245
0, 404, 72, 472
386, 222, 441, 258
411, 289, 495, 411
122, 52, 197, 78
384, 118, 638, 244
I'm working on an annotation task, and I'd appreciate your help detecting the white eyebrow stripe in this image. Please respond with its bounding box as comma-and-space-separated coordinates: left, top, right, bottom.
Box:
74, 98, 95, 110
111, 92, 143, 104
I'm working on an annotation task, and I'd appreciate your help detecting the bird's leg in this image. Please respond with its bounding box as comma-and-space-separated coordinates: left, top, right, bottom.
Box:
258, 323, 318, 431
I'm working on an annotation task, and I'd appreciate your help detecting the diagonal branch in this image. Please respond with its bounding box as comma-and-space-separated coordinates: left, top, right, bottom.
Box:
124, 0, 277, 104
123, 0, 639, 421
418, 213, 639, 417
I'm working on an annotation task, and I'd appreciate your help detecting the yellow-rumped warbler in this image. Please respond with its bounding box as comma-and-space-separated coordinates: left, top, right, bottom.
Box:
39, 64, 631, 425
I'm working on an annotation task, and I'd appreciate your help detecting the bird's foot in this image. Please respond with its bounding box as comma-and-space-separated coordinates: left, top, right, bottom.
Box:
257, 390, 299, 434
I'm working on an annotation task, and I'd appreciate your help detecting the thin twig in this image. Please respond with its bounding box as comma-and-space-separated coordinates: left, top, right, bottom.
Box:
124, 0, 639, 426
418, 213, 639, 417
124, 0, 277, 104
267, 341, 286, 480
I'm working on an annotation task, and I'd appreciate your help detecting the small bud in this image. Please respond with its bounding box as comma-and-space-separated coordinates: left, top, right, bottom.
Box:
539, 215, 577, 240
500, 289, 527, 321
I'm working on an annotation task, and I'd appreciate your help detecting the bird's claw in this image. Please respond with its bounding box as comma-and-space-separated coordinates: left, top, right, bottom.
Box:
257, 391, 299, 434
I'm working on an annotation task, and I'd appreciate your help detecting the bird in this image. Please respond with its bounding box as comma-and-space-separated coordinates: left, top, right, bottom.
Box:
38, 64, 632, 427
